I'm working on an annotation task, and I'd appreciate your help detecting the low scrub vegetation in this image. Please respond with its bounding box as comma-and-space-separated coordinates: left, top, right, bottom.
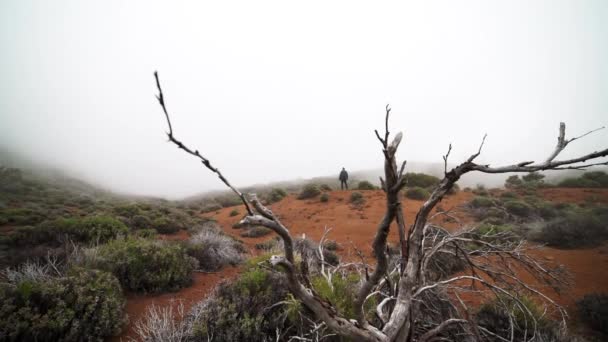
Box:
6, 215, 128, 246
577, 293, 608, 335
189, 267, 294, 341
475, 296, 561, 341
559, 171, 608, 188
532, 205, 608, 248
185, 227, 245, 271
266, 188, 287, 203
297, 184, 321, 200
404, 172, 440, 188
319, 193, 329, 202
356, 180, 377, 190
0, 265, 126, 341
90, 238, 196, 292
349, 191, 365, 205
405, 186, 430, 200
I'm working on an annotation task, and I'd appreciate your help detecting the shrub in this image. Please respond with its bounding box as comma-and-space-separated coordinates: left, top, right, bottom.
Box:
134, 228, 158, 238
297, 184, 321, 200
131, 214, 152, 229
537, 202, 558, 220
189, 268, 295, 341
405, 173, 440, 188
320, 193, 329, 203
470, 196, 494, 208
0, 207, 46, 226
229, 209, 239, 217
505, 175, 523, 189
476, 296, 559, 342
533, 207, 608, 248
311, 273, 373, 320
0, 267, 126, 341
93, 238, 196, 292
500, 191, 517, 199
323, 240, 339, 251
241, 226, 272, 238
267, 188, 287, 203
357, 181, 376, 190
558, 171, 608, 188
522, 172, 545, 184
504, 200, 533, 217
350, 191, 365, 205
186, 229, 244, 271
152, 217, 181, 234
319, 184, 332, 191
7, 216, 128, 246
577, 293, 608, 334
405, 187, 430, 201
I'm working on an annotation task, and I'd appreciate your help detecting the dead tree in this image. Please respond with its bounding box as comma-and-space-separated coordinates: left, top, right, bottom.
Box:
153, 72, 608, 341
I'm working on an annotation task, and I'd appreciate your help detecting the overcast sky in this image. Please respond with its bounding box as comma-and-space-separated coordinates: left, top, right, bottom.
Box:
1, 1, 607, 198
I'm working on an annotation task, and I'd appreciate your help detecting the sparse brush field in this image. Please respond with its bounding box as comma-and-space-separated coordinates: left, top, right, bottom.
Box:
2, 168, 608, 341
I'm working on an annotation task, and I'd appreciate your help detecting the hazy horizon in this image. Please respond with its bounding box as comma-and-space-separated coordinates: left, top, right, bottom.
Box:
2, 1, 607, 198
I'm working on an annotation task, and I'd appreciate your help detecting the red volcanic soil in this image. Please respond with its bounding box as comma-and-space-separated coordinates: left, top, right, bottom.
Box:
117, 188, 608, 341
207, 190, 476, 255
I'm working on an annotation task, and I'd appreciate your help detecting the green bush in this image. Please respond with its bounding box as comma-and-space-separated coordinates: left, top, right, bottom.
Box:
470, 196, 494, 208
320, 193, 329, 203
405, 173, 440, 188
476, 296, 559, 341
0, 267, 126, 341
229, 209, 239, 217
559, 171, 608, 188
504, 200, 533, 217
311, 273, 374, 320
350, 191, 365, 205
522, 172, 545, 184
356, 181, 376, 190
94, 238, 196, 292
0, 207, 47, 226
577, 293, 608, 334
152, 217, 181, 234
133, 228, 157, 238
297, 184, 321, 200
190, 268, 297, 341
406, 187, 430, 201
533, 206, 608, 248
500, 191, 517, 199
319, 184, 332, 191
130, 214, 152, 229
267, 188, 287, 203
7, 216, 128, 246
505, 175, 523, 189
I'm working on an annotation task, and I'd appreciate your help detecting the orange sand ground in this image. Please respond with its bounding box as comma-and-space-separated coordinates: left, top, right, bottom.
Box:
115, 188, 608, 341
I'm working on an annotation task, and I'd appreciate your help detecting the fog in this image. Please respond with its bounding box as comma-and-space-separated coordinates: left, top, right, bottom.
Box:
1, 1, 607, 198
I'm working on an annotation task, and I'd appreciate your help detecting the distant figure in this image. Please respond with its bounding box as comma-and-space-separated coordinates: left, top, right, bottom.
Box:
339, 167, 349, 190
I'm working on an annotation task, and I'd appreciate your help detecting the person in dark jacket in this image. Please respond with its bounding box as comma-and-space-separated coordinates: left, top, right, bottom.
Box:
339, 167, 349, 190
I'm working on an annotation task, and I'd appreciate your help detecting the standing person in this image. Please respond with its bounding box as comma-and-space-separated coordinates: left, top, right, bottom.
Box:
339, 167, 349, 190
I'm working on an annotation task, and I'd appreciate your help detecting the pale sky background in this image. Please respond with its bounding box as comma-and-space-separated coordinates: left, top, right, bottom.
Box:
1, 1, 607, 198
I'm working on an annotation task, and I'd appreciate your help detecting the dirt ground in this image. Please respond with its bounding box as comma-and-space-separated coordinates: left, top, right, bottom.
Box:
115, 188, 608, 341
